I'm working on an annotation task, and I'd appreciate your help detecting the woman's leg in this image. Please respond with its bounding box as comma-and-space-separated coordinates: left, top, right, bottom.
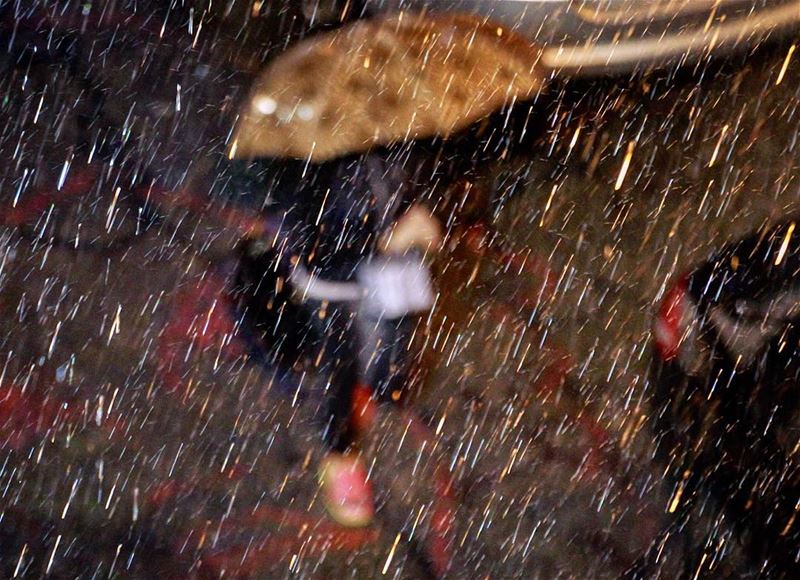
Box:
358, 313, 418, 406
303, 298, 361, 452
324, 335, 359, 453
306, 299, 376, 527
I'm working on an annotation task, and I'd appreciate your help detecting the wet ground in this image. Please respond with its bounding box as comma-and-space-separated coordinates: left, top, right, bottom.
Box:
0, 2, 798, 578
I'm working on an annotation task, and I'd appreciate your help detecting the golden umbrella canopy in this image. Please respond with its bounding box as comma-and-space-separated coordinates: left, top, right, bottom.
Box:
229, 11, 545, 163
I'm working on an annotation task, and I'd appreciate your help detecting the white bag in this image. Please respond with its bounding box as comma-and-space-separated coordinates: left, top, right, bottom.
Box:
358, 254, 435, 319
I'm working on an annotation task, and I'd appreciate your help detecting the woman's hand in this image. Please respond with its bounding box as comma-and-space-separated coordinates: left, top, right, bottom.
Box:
379, 204, 443, 255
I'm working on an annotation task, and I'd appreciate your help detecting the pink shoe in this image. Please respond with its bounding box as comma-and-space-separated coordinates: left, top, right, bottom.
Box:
318, 453, 374, 527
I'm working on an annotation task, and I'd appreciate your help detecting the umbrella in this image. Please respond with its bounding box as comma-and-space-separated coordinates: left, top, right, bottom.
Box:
228, 11, 544, 162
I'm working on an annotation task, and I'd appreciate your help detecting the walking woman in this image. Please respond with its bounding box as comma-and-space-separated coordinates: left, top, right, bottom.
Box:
234, 148, 442, 526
